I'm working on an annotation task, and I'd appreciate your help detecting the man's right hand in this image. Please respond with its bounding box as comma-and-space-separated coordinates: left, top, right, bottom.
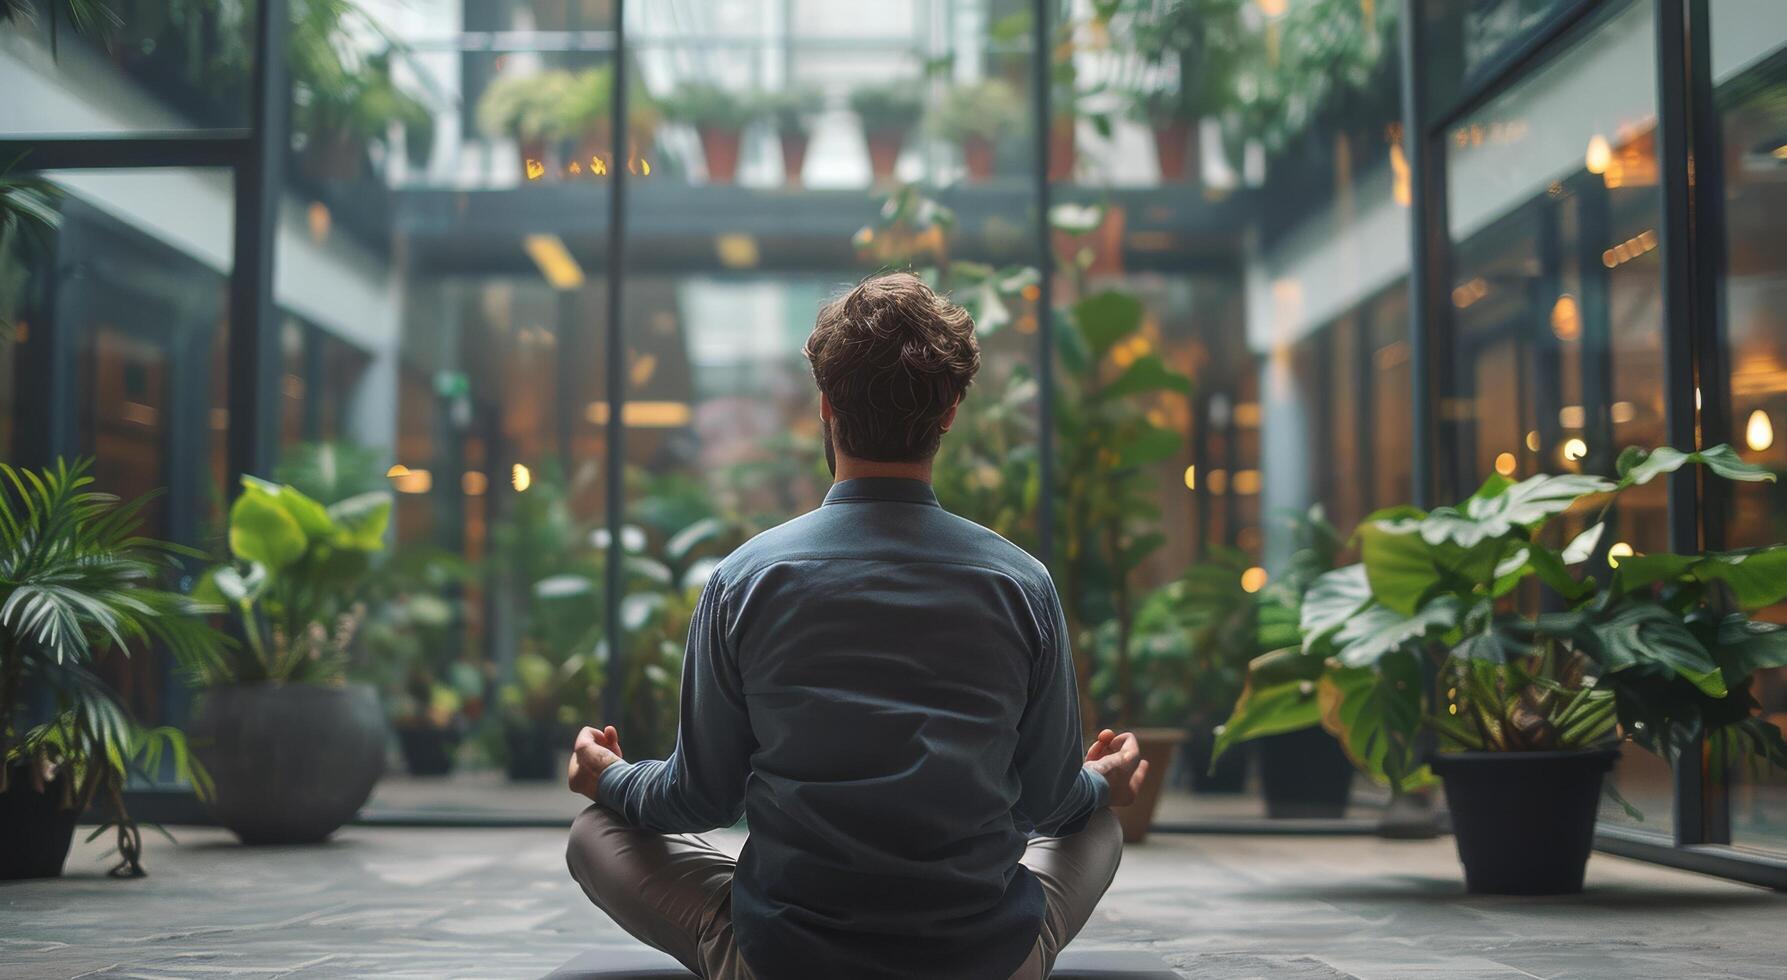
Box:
568, 725, 625, 802
1085, 729, 1148, 808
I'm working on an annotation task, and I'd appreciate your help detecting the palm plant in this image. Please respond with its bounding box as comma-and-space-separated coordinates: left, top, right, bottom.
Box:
0, 458, 223, 876
0, 156, 59, 343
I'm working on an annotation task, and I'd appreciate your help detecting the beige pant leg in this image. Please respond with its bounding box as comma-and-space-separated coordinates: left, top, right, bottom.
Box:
565, 805, 753, 980
1009, 807, 1124, 980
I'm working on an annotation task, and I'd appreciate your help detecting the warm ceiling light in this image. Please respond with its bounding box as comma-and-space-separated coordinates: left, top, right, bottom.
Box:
1562, 437, 1588, 462
1525, 430, 1541, 452
1232, 469, 1262, 495
585, 400, 694, 427
1206, 469, 1230, 494
1240, 566, 1269, 593
306, 201, 331, 244
1182, 465, 1196, 491
462, 471, 489, 496
1585, 134, 1612, 174
1610, 400, 1637, 424
1607, 541, 1634, 568
715, 234, 760, 269
386, 464, 410, 478
392, 468, 433, 494
512, 463, 532, 492
1747, 409, 1775, 452
1559, 405, 1585, 429
523, 234, 585, 290
1494, 452, 1516, 476
1550, 294, 1580, 340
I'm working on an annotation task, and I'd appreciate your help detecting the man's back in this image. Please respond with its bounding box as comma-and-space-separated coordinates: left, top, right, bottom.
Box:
599, 477, 1104, 980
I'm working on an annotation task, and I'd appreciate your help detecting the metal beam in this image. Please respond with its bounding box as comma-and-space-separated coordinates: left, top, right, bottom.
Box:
1426, 0, 1611, 134
225, 0, 289, 488
602, 0, 629, 730
0, 133, 250, 171
1031, 0, 1055, 566
1399, 0, 1447, 509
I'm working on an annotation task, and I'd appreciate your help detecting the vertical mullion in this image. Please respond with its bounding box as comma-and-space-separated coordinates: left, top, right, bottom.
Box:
603, 0, 630, 730
1031, 0, 1055, 566
1685, 0, 1729, 545
1655, 0, 1728, 846
1400, 0, 1447, 510
226, 0, 289, 489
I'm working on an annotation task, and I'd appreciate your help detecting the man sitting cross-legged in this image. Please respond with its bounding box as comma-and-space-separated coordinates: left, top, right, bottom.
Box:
565, 272, 1148, 980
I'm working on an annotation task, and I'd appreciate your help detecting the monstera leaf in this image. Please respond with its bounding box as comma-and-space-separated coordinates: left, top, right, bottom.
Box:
1318, 652, 1433, 794
1616, 444, 1777, 488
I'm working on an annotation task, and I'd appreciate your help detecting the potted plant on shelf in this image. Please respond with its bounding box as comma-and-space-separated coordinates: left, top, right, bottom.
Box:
934, 79, 1025, 182
662, 82, 749, 184
849, 83, 924, 185
0, 459, 222, 879
1216, 445, 1787, 893
477, 69, 575, 180
556, 65, 662, 174
189, 476, 391, 844
758, 86, 823, 187
1129, 0, 1247, 186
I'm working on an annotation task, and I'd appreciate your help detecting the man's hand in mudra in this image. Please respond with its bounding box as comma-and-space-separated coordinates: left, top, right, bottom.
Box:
568, 724, 625, 802
1084, 728, 1149, 808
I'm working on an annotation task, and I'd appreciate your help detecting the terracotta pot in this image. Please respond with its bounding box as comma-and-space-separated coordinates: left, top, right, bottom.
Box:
962, 134, 997, 181
1114, 728, 1184, 844
1050, 204, 1127, 279
1048, 117, 1075, 182
0, 764, 77, 880
779, 131, 809, 185
1152, 120, 1197, 184
697, 125, 742, 184
191, 683, 385, 844
865, 127, 907, 184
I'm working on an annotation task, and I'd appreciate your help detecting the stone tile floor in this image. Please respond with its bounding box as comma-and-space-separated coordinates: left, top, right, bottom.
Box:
2, 822, 1783, 979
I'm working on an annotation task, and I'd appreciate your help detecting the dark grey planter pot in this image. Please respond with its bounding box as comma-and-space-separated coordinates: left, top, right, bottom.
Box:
191, 682, 385, 844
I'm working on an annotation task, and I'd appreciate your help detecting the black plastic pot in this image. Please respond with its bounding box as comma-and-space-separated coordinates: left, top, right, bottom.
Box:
1432, 748, 1619, 895
0, 765, 78, 880
1184, 723, 1247, 794
395, 725, 459, 777
1259, 727, 1353, 819
504, 720, 560, 781
191, 683, 385, 844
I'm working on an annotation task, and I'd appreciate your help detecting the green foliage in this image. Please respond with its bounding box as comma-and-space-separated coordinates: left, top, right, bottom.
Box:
272, 441, 390, 506
756, 86, 824, 134
0, 458, 225, 876
478, 70, 578, 142
849, 83, 924, 132
933, 79, 1026, 142
194, 476, 391, 685
661, 81, 747, 128
0, 155, 59, 343
1126, 0, 1249, 122
356, 547, 484, 731
1220, 443, 1787, 799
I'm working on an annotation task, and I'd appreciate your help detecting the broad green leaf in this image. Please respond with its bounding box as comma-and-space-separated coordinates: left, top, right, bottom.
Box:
1113, 423, 1181, 468
1461, 472, 1615, 536
1618, 444, 1777, 488
242, 475, 332, 539
1072, 290, 1142, 358
1619, 547, 1787, 611
1561, 523, 1606, 564
1714, 614, 1787, 677
1318, 654, 1434, 794
666, 517, 725, 563
1211, 678, 1321, 763
326, 491, 392, 551
1356, 522, 1464, 615
1331, 597, 1460, 667
1589, 603, 1726, 696
228, 484, 308, 570
1098, 354, 1192, 401
1300, 564, 1371, 649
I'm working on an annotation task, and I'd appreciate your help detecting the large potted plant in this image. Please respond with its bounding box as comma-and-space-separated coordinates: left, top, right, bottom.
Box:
662, 82, 749, 184
555, 65, 662, 174
849, 83, 923, 185
190, 476, 391, 843
759, 86, 823, 187
934, 79, 1024, 182
0, 459, 221, 879
1055, 288, 1194, 842
359, 550, 484, 777
1216, 445, 1787, 893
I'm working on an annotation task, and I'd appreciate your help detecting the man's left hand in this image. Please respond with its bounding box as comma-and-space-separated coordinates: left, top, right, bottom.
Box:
567, 724, 625, 802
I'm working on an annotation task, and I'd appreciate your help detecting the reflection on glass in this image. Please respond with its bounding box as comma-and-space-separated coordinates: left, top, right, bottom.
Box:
1423, 0, 1580, 117
1444, 1, 1672, 832
1711, 0, 1787, 855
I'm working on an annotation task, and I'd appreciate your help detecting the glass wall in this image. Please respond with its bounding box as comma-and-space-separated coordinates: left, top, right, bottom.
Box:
2, 0, 1784, 869
1709, 0, 1787, 854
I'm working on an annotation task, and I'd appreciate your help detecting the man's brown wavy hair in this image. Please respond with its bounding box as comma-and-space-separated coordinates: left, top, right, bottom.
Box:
803, 272, 981, 463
